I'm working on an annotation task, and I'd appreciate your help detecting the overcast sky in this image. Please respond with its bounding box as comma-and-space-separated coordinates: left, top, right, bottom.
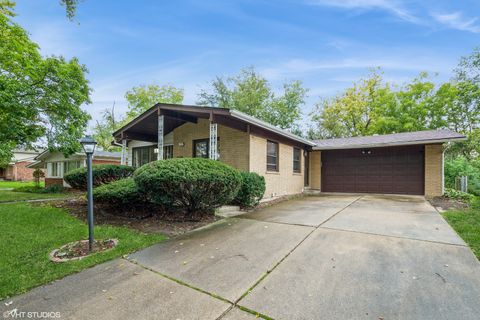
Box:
14, 0, 480, 130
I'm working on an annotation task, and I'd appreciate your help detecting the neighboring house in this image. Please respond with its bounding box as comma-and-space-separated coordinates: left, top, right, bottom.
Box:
112, 103, 465, 198
0, 148, 44, 182
28, 150, 122, 188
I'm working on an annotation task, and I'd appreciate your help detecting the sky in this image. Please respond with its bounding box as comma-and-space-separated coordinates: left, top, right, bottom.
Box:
14, 0, 480, 130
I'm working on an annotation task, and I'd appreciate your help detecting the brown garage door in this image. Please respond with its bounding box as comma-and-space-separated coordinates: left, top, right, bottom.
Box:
321, 145, 424, 195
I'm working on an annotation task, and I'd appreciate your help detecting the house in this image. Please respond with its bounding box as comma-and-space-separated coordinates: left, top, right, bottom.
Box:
112, 103, 465, 198
28, 150, 122, 188
0, 148, 44, 182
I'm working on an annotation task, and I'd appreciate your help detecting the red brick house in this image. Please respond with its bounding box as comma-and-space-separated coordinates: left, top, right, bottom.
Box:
0, 149, 44, 182
28, 150, 121, 187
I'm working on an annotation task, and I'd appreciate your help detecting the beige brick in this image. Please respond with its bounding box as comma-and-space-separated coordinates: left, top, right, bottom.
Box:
425, 144, 444, 197
173, 118, 250, 171
249, 135, 305, 198
309, 151, 321, 190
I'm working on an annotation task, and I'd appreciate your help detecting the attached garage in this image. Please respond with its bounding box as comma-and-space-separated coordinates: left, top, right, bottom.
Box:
321, 145, 424, 195
309, 130, 467, 197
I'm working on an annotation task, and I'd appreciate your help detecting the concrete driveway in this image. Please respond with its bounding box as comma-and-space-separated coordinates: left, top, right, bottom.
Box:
3, 195, 480, 320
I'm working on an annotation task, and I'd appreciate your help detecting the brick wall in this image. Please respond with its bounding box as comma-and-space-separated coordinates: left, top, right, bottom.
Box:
249, 135, 305, 198
172, 118, 250, 171
425, 144, 444, 197
92, 159, 121, 165
4, 161, 40, 181
309, 151, 321, 190
45, 178, 64, 188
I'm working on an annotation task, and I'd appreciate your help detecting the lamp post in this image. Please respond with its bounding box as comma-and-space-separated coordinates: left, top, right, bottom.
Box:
80, 135, 97, 252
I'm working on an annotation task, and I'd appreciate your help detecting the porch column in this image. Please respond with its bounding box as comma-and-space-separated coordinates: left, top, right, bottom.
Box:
157, 114, 164, 160
120, 139, 127, 165
209, 122, 218, 160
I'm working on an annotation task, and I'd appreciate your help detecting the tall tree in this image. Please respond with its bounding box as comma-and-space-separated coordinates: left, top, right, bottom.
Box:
92, 103, 122, 151
197, 67, 308, 131
125, 84, 184, 120
0, 3, 91, 166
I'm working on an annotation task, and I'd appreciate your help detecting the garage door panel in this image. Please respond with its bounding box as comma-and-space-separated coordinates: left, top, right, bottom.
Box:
321, 145, 424, 195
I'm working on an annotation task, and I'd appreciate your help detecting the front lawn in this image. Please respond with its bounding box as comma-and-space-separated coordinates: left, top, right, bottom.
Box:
0, 180, 44, 189
0, 203, 166, 300
0, 190, 74, 202
442, 201, 480, 260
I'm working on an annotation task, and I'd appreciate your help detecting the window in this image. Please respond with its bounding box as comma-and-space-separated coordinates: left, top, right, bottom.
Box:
132, 146, 156, 168
64, 160, 82, 174
163, 145, 174, 159
293, 147, 301, 173
49, 162, 60, 177
267, 140, 279, 171
193, 139, 209, 158
193, 139, 220, 159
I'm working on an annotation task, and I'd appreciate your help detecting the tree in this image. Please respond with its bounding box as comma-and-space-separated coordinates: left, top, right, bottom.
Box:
0, 4, 91, 166
59, 0, 80, 20
309, 69, 394, 138
197, 67, 308, 131
92, 103, 123, 151
125, 84, 184, 120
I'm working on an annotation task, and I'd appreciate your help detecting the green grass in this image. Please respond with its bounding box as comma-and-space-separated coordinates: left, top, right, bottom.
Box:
442, 201, 480, 260
0, 203, 166, 299
0, 190, 74, 202
0, 180, 44, 189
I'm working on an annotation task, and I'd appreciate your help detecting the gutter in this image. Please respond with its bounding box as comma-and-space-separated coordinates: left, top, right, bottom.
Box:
312, 136, 467, 150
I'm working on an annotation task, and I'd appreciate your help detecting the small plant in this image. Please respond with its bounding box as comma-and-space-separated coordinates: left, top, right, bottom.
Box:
64, 164, 135, 190
93, 178, 144, 206
14, 184, 65, 194
32, 168, 45, 188
444, 188, 474, 202
134, 158, 242, 219
233, 172, 266, 208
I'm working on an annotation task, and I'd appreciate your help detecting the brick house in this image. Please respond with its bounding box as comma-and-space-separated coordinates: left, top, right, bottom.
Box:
28, 150, 121, 188
0, 149, 44, 182
113, 103, 465, 198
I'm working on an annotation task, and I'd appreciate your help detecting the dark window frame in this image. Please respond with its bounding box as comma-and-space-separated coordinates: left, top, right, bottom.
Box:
132, 145, 156, 168
193, 138, 210, 158
266, 140, 279, 172
293, 147, 301, 173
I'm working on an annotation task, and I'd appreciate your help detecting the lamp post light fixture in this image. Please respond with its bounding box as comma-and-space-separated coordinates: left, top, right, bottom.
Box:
80, 135, 97, 252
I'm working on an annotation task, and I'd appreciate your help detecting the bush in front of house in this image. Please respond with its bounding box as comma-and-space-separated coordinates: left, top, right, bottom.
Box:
233, 171, 266, 208
64, 164, 135, 190
14, 184, 66, 194
134, 158, 242, 219
93, 178, 145, 206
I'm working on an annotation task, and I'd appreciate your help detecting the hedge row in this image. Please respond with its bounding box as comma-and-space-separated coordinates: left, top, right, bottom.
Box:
64, 164, 135, 190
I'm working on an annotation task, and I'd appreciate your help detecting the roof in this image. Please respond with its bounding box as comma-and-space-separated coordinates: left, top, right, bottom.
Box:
313, 129, 466, 150
113, 103, 316, 147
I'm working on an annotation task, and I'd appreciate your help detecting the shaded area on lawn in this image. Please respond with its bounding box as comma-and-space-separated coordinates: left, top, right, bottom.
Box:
0, 203, 166, 300
0, 190, 75, 203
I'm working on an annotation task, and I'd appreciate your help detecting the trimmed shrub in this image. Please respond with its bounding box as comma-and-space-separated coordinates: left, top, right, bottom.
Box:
93, 178, 144, 206
64, 164, 135, 190
134, 158, 242, 218
233, 172, 266, 208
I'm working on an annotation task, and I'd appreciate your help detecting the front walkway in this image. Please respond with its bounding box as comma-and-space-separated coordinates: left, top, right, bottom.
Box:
2, 195, 480, 319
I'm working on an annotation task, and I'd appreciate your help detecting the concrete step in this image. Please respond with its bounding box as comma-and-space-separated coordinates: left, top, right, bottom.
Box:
216, 205, 243, 218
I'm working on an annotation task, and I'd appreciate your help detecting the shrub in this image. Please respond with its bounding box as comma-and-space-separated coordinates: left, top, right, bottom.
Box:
444, 157, 480, 195
233, 172, 265, 208
93, 178, 144, 206
64, 164, 135, 190
444, 188, 474, 202
134, 158, 242, 218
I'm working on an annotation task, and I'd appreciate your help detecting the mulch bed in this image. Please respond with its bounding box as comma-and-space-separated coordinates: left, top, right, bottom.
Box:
429, 196, 470, 211
50, 239, 117, 262
47, 198, 220, 237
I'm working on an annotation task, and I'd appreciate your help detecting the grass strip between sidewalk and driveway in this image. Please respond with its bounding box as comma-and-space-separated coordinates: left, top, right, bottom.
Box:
0, 203, 166, 300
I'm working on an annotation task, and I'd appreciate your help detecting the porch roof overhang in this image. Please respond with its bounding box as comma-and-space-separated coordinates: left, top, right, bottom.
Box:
112, 103, 316, 148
